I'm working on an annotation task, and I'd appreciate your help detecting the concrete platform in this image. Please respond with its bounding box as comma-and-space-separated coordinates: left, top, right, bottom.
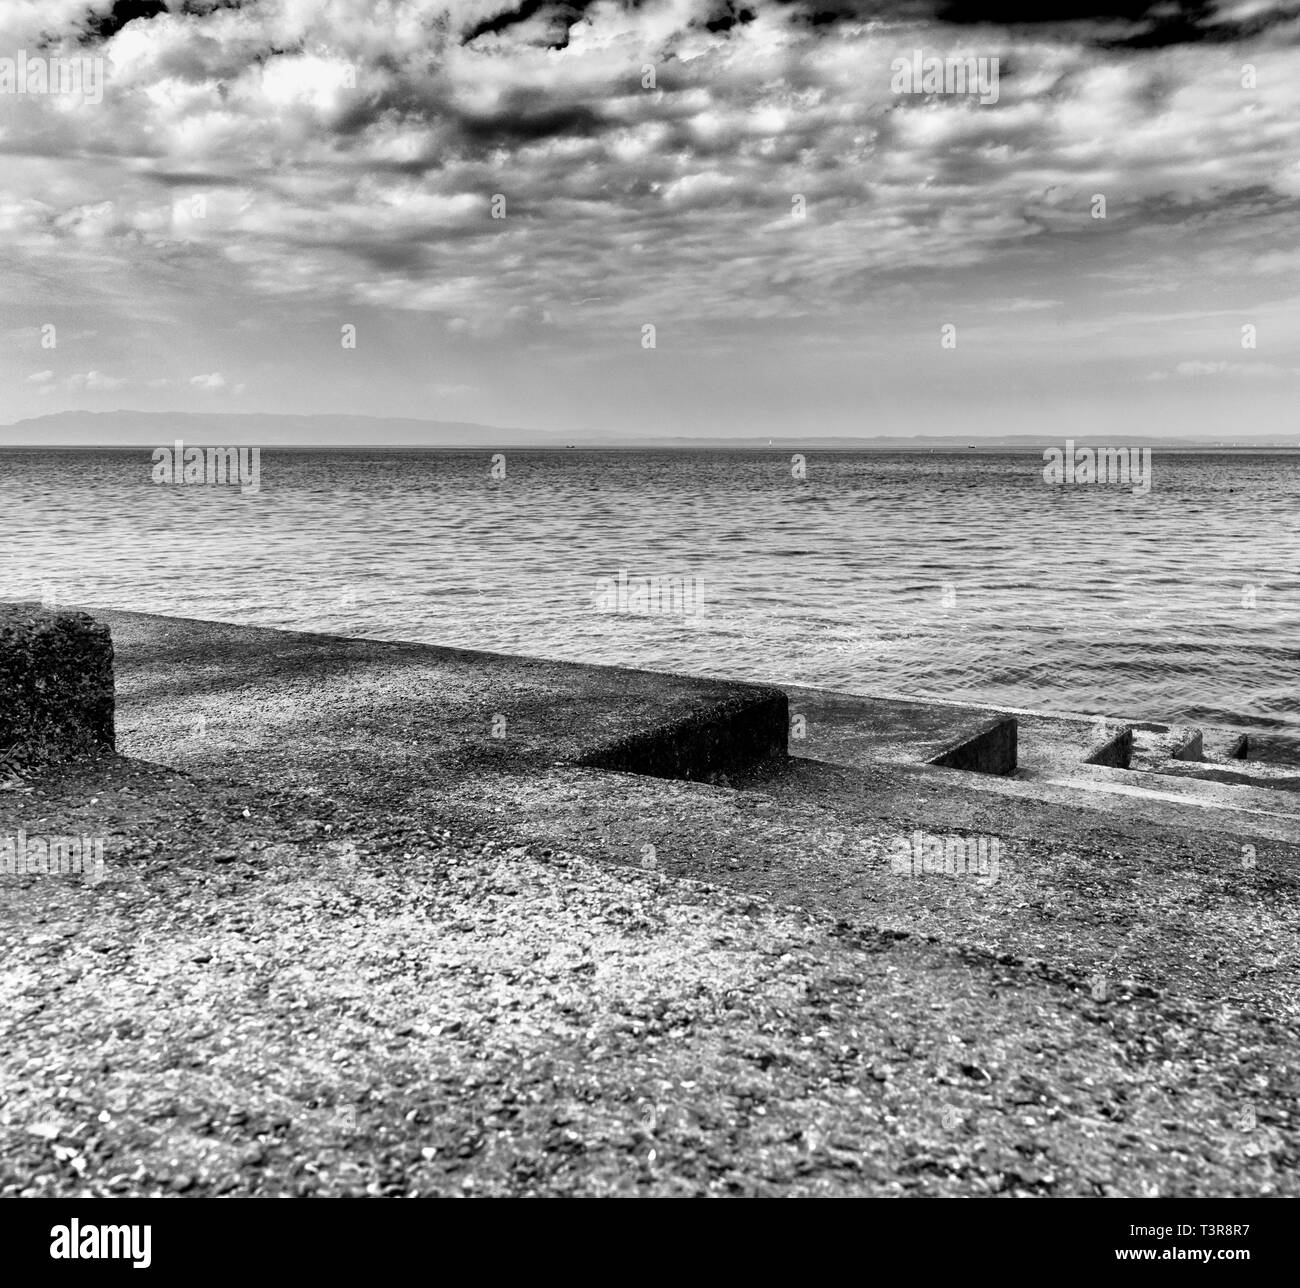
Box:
784, 688, 1017, 774
92, 608, 787, 785
2, 607, 1297, 1197
29, 607, 1296, 1009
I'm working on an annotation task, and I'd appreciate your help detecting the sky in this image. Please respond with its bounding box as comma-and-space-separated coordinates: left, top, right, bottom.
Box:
1, 0, 1297, 440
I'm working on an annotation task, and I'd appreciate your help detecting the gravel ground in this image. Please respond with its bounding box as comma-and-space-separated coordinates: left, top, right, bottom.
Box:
2, 752, 1296, 1197
462, 757, 1300, 1021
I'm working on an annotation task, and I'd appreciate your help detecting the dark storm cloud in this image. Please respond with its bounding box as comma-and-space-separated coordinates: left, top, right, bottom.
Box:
462, 0, 586, 46
766, 0, 1300, 45
325, 74, 605, 152
458, 0, 760, 47
80, 0, 168, 43
457, 98, 606, 143
936, 0, 1300, 49
702, 3, 758, 33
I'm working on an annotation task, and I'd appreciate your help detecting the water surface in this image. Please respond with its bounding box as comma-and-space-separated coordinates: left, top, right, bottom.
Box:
5, 447, 1297, 753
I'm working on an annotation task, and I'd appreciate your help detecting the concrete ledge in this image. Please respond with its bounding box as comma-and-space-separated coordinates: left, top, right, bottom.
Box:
783, 688, 1015, 771
928, 716, 1017, 776
1129, 721, 1204, 771
576, 688, 788, 782
1150, 758, 1300, 794
83, 608, 790, 791
1083, 725, 1132, 769
1212, 733, 1250, 761
0, 603, 114, 760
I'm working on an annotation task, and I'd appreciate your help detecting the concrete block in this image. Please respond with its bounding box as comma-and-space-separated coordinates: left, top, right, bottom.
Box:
1083, 725, 1133, 769
929, 716, 1017, 776
577, 688, 789, 782
0, 603, 115, 760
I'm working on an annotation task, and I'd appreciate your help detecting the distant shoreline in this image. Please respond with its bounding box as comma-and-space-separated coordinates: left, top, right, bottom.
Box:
3, 411, 1297, 452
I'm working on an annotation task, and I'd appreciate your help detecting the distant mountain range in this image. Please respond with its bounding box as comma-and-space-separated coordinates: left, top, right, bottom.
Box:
2, 410, 1298, 450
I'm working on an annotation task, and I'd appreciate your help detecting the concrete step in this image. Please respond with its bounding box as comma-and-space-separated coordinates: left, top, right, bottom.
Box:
1141, 758, 1300, 794
785, 687, 1221, 781
1129, 722, 1204, 770
785, 687, 1138, 779
1203, 730, 1250, 762
1036, 761, 1300, 825
777, 686, 1300, 840
917, 765, 1300, 842
754, 753, 1300, 845
783, 687, 1017, 773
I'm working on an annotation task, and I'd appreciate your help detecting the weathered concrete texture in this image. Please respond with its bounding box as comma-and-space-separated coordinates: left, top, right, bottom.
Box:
1205, 731, 1250, 762
1130, 723, 1204, 771
928, 717, 1017, 776
785, 689, 1008, 771
576, 690, 788, 781
1082, 724, 1133, 768
85, 608, 786, 787
784, 688, 1150, 782
1154, 759, 1300, 794
1041, 763, 1300, 827
0, 604, 114, 760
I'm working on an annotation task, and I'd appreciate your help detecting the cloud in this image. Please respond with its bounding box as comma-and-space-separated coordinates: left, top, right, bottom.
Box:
3, 3, 1296, 332
189, 371, 243, 394
66, 370, 126, 391
1145, 360, 1294, 379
